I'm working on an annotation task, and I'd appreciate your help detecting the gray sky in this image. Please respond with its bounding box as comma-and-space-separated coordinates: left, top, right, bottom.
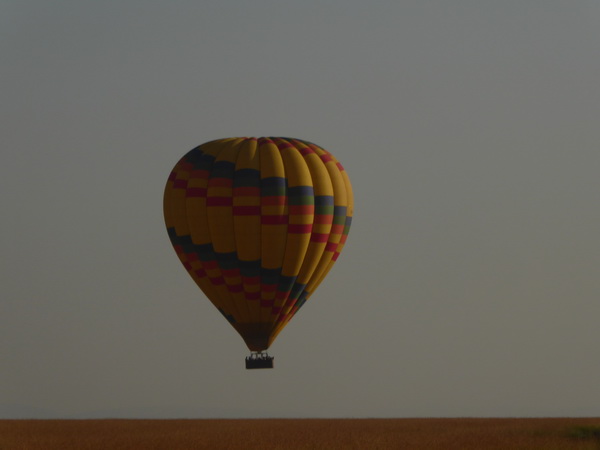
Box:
2, 1, 600, 418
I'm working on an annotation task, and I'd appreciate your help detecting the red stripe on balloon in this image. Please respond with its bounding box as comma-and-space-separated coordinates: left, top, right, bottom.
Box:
186, 253, 198, 262
206, 197, 232, 206
234, 187, 260, 196
180, 161, 194, 171
288, 224, 313, 234
325, 242, 338, 252
210, 276, 225, 285
320, 153, 333, 163
222, 268, 239, 277
261, 284, 277, 292
243, 276, 260, 285
289, 205, 314, 215
233, 205, 261, 215
262, 196, 287, 206
258, 138, 275, 146
209, 178, 233, 188
310, 233, 330, 243
314, 214, 333, 224
262, 215, 288, 225
191, 169, 209, 178
173, 179, 187, 189
330, 224, 345, 234
203, 260, 218, 270
228, 284, 243, 293
186, 187, 207, 197
275, 141, 294, 150
275, 290, 290, 299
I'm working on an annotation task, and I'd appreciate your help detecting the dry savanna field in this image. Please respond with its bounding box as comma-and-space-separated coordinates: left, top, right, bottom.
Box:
2, 418, 600, 449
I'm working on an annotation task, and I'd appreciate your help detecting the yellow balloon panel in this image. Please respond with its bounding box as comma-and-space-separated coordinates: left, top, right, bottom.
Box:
164, 137, 353, 351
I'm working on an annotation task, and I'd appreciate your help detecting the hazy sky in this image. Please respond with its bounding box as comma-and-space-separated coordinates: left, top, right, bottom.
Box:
2, 1, 600, 419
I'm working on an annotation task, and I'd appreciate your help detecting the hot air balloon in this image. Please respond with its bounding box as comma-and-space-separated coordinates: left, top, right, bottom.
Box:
163, 137, 353, 368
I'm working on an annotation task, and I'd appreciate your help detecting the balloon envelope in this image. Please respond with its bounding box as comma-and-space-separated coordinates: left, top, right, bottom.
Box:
163, 137, 353, 351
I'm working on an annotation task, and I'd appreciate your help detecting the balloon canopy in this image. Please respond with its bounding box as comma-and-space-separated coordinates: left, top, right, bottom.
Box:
163, 137, 353, 354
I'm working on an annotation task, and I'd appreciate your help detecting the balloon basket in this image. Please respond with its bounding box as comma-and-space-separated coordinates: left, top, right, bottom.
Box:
245, 352, 274, 369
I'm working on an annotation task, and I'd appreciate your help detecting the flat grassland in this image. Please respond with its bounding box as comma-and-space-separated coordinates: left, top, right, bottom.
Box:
2, 418, 600, 449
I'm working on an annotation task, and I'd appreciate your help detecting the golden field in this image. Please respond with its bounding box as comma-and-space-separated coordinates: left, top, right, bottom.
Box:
2, 418, 600, 449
